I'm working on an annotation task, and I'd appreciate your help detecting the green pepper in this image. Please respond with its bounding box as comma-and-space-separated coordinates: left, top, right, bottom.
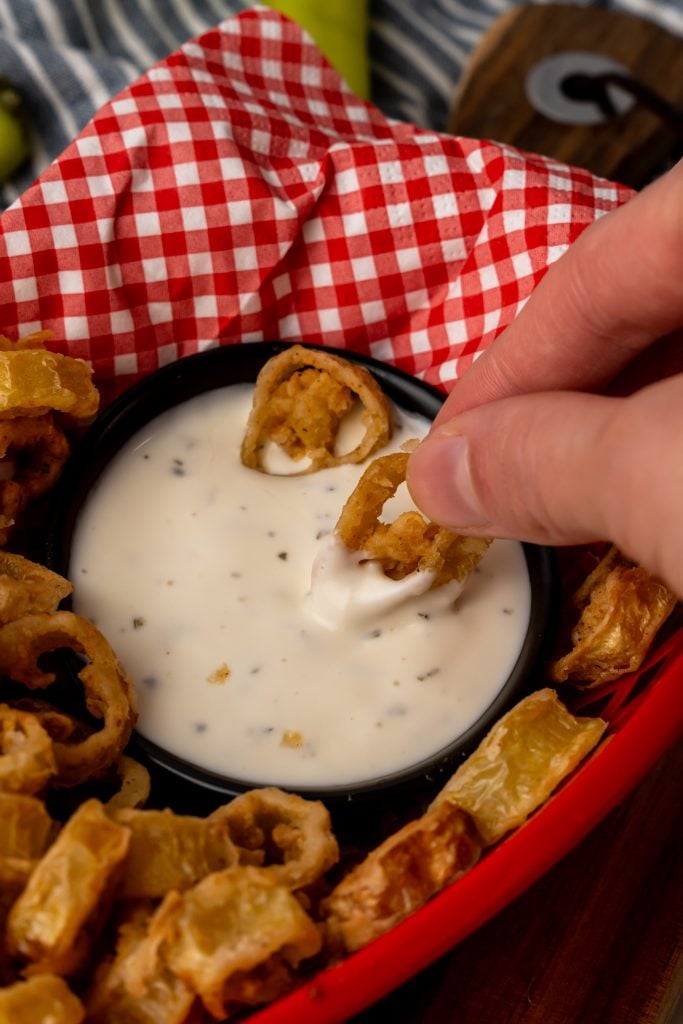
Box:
0, 77, 30, 184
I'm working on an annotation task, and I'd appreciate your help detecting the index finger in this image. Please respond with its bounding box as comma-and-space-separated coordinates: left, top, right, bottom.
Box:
435, 158, 683, 425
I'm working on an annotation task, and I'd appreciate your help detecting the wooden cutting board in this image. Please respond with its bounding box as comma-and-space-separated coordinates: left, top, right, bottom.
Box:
448, 4, 683, 188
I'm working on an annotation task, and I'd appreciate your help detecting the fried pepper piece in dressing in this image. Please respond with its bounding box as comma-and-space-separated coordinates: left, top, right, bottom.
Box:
336, 450, 490, 586
241, 345, 392, 474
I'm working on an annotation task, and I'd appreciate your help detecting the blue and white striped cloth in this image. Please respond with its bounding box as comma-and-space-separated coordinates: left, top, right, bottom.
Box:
1, 0, 682, 209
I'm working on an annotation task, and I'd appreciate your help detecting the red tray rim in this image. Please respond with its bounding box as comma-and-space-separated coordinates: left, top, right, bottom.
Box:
249, 637, 683, 1023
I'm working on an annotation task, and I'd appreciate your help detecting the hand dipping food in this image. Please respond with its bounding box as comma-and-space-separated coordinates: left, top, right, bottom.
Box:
59, 345, 548, 796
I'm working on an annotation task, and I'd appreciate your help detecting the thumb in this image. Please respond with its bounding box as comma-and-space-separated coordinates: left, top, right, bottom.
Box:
407, 378, 683, 594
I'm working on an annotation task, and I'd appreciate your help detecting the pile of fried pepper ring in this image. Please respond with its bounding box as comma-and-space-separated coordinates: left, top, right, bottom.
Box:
0, 342, 677, 1022
0, 331, 99, 546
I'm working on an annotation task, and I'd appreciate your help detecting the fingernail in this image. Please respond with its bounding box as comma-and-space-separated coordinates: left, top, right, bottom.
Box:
408, 433, 489, 528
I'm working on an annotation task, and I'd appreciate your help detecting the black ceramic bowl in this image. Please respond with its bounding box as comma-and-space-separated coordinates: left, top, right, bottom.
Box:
47, 342, 558, 819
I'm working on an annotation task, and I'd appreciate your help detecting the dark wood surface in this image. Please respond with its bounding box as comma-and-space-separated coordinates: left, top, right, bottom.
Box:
352, 10, 683, 1021
448, 5, 683, 189
356, 734, 683, 1024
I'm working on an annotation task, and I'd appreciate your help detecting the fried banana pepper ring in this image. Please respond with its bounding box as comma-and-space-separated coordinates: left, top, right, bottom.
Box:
86, 903, 196, 1024
0, 704, 56, 794
433, 689, 606, 845
336, 451, 491, 586
105, 756, 151, 814
6, 798, 131, 976
0, 612, 137, 786
323, 801, 480, 954
0, 791, 54, 890
210, 787, 339, 890
0, 974, 85, 1024
0, 415, 70, 543
112, 807, 239, 900
0, 331, 99, 422
0, 552, 72, 626
550, 547, 677, 686
10, 697, 79, 743
0, 415, 70, 496
145, 866, 322, 1019
241, 345, 392, 474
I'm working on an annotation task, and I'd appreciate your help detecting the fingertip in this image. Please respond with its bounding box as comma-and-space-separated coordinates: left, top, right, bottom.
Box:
407, 432, 490, 531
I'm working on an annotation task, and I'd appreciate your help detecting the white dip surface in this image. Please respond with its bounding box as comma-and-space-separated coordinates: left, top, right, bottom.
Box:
71, 384, 531, 788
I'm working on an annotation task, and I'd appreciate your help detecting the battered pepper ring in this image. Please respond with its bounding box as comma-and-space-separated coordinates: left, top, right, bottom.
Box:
0, 612, 137, 787
112, 806, 239, 900
210, 787, 339, 891
336, 451, 491, 586
0, 552, 73, 627
0, 704, 56, 794
0, 792, 54, 892
322, 801, 481, 954
0, 415, 70, 545
550, 547, 677, 686
0, 334, 99, 423
146, 866, 322, 1020
241, 345, 392, 474
105, 756, 151, 813
9, 698, 77, 743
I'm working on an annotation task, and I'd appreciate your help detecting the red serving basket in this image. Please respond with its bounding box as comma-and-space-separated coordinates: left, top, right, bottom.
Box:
0, 9, 680, 1021
250, 635, 683, 1022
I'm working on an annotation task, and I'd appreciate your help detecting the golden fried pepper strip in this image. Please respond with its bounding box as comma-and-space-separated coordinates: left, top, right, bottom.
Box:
0, 974, 84, 1024
433, 689, 607, 845
0, 415, 70, 544
551, 547, 677, 686
105, 757, 151, 814
0, 705, 55, 794
0, 612, 137, 786
112, 808, 238, 900
151, 866, 322, 1019
323, 800, 480, 954
210, 787, 339, 890
0, 415, 69, 498
9, 699, 77, 743
0, 346, 99, 422
241, 344, 392, 474
336, 451, 491, 586
86, 903, 197, 1024
0, 329, 54, 352
0, 791, 53, 889
6, 799, 131, 975
0, 553, 72, 626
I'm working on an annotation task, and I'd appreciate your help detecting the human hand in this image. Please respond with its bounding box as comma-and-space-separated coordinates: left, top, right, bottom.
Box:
407, 160, 683, 597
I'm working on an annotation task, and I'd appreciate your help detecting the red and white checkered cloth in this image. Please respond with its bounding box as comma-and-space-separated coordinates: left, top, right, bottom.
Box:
0, 7, 632, 400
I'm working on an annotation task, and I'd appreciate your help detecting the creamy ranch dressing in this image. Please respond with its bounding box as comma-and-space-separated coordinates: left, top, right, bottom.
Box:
71, 385, 531, 788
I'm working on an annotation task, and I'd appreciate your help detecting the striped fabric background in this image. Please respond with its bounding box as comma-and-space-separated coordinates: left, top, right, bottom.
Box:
1, 0, 682, 210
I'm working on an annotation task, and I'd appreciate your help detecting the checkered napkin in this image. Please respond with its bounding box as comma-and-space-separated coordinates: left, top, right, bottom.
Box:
0, 7, 632, 400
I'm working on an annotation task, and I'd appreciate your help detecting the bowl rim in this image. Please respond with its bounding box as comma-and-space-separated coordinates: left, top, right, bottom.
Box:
47, 341, 559, 805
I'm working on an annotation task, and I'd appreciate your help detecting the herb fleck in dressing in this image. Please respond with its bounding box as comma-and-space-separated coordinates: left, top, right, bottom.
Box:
71, 385, 531, 788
